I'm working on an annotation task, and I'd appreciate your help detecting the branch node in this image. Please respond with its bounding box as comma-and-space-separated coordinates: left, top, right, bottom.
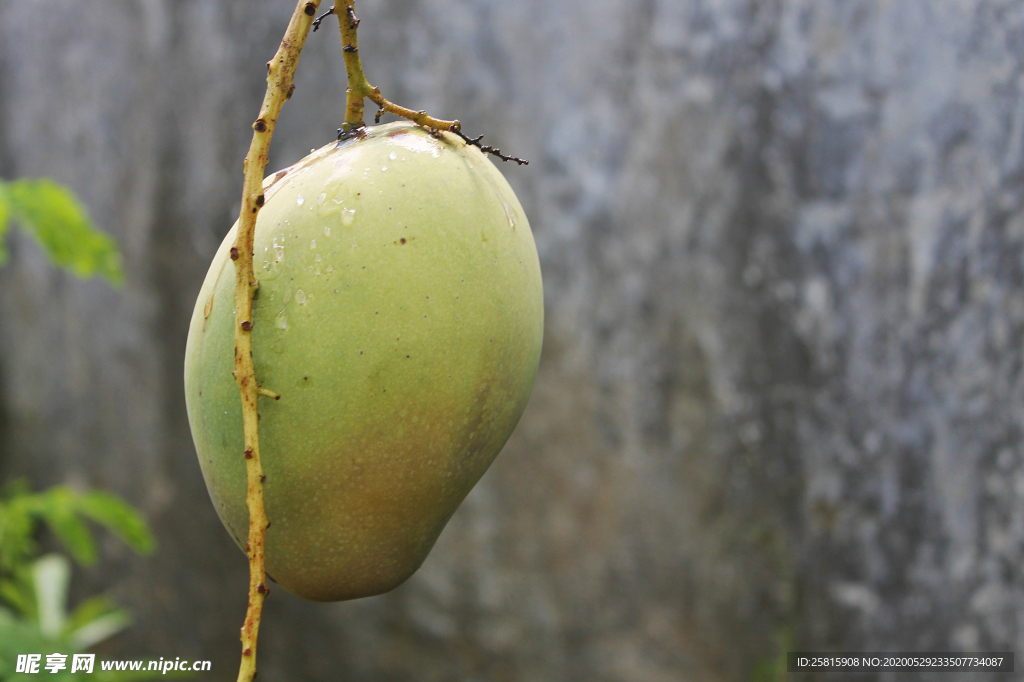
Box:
311, 5, 334, 31
258, 387, 281, 400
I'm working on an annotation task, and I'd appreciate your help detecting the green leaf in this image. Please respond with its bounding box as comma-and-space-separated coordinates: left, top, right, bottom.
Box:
5, 179, 123, 284
0, 483, 170, 682
0, 497, 39, 575
0, 577, 34, 619
64, 595, 120, 636
0, 181, 10, 266
40, 490, 97, 567
0, 606, 184, 682
68, 609, 129, 650
65, 595, 130, 649
78, 492, 155, 556
0, 606, 59, 679
64, 593, 129, 647
1, 478, 34, 500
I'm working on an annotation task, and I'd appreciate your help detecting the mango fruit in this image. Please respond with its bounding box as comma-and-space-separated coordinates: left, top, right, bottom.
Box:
184, 122, 543, 601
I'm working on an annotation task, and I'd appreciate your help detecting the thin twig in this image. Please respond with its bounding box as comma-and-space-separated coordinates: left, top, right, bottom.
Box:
332, 1, 528, 164
311, 5, 334, 32
231, 2, 320, 681
450, 129, 529, 165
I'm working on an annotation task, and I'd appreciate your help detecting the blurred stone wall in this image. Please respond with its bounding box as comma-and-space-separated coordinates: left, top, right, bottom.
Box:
2, 0, 1024, 680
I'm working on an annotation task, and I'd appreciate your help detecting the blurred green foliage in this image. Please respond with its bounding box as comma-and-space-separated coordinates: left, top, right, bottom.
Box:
0, 178, 122, 284
0, 178, 163, 679
0, 482, 159, 681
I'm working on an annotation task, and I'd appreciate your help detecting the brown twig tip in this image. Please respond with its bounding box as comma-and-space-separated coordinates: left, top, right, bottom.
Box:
452, 128, 529, 165
312, 5, 335, 31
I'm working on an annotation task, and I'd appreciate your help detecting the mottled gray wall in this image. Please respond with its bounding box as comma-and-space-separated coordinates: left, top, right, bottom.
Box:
1, 0, 1024, 680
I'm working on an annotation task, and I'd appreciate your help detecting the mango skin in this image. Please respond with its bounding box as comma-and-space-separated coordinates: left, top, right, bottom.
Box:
184, 122, 543, 602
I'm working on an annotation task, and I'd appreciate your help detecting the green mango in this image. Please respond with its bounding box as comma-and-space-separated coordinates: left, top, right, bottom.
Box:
184, 122, 543, 601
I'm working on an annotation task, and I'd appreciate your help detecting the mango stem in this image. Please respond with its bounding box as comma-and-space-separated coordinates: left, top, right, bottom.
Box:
336, 0, 460, 134
231, 2, 320, 681
333, 0, 528, 165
